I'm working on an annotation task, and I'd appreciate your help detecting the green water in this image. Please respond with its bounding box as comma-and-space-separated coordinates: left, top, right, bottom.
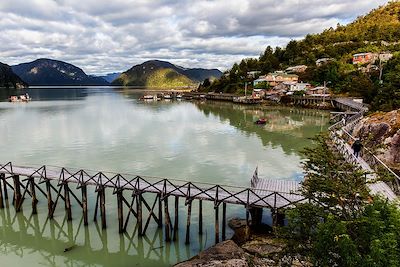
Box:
0, 88, 329, 266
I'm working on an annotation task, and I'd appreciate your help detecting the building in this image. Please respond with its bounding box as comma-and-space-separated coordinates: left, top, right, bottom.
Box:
285, 65, 308, 73
352, 53, 378, 64
283, 82, 311, 92
306, 86, 330, 96
379, 52, 393, 62
254, 71, 298, 87
316, 58, 334, 66
247, 71, 261, 78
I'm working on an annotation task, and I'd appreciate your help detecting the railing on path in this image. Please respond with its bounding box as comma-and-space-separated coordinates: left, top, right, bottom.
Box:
0, 162, 307, 245
329, 98, 400, 196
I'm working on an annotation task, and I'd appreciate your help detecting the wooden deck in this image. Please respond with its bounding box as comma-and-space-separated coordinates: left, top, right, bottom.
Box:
0, 163, 306, 210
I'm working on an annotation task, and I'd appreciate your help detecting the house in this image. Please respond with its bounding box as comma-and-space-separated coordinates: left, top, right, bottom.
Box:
283, 82, 311, 92
247, 71, 261, 79
379, 52, 393, 62
316, 58, 334, 66
285, 65, 308, 73
256, 71, 298, 87
306, 86, 330, 96
352, 53, 378, 64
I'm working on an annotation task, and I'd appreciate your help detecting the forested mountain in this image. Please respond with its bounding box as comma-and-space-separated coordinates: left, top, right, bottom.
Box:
112, 60, 222, 87
0, 62, 28, 89
205, 1, 400, 111
12, 59, 109, 86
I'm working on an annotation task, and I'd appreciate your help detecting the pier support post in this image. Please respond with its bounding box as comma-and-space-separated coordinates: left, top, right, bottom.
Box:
99, 187, 107, 229
158, 193, 163, 228
45, 180, 53, 218
13, 175, 22, 212
215, 204, 219, 244
185, 200, 192, 244
0, 176, 3, 209
117, 190, 124, 233
30, 178, 38, 214
250, 207, 263, 226
222, 202, 226, 241
137, 193, 143, 236
1, 174, 8, 200
198, 200, 203, 235
64, 183, 72, 221
164, 196, 171, 242
81, 185, 88, 226
272, 209, 285, 227
173, 196, 179, 241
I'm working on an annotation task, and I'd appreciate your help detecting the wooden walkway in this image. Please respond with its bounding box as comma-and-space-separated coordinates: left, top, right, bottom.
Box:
0, 162, 307, 244
330, 98, 399, 201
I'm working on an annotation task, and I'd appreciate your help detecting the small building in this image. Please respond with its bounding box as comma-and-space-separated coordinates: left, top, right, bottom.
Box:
261, 71, 298, 87
247, 71, 261, 79
285, 65, 308, 73
316, 58, 334, 66
284, 82, 311, 92
379, 52, 393, 62
352, 53, 378, 64
306, 86, 330, 96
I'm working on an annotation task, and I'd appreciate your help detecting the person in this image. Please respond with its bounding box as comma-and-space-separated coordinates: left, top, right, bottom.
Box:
351, 138, 363, 158
341, 116, 346, 125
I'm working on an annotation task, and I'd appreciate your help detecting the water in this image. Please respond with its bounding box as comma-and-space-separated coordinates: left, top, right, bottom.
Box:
0, 88, 329, 266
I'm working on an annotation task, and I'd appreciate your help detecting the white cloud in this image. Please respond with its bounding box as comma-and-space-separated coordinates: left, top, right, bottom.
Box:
0, 0, 390, 74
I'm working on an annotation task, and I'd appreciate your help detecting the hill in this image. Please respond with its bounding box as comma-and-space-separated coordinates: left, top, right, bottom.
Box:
12, 58, 109, 86
205, 1, 400, 111
112, 60, 222, 87
0, 62, 28, 89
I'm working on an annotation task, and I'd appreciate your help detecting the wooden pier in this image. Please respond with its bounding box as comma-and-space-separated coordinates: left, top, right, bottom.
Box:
0, 163, 308, 244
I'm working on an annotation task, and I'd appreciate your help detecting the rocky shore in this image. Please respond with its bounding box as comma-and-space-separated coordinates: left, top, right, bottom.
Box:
174, 218, 309, 267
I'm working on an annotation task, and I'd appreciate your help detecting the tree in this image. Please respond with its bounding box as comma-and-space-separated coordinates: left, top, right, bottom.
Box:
281, 134, 400, 267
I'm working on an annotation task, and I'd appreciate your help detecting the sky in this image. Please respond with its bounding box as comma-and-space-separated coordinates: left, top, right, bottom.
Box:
0, 0, 390, 75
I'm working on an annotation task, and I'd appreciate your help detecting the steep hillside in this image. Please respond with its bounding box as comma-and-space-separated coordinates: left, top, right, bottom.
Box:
0, 62, 28, 89
12, 58, 109, 86
205, 1, 400, 112
112, 60, 222, 87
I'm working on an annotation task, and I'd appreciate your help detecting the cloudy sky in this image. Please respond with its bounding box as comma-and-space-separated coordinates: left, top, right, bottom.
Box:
0, 0, 389, 74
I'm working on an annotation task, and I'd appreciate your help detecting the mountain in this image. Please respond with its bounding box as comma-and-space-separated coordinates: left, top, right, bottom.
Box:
112, 60, 222, 87
0, 62, 28, 89
12, 58, 109, 86
99, 72, 121, 83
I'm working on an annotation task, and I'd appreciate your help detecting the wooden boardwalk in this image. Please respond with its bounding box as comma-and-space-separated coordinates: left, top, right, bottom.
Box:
0, 162, 308, 244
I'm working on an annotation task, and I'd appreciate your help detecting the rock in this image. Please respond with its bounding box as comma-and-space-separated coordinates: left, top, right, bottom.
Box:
352, 109, 400, 170
228, 218, 251, 244
174, 240, 249, 267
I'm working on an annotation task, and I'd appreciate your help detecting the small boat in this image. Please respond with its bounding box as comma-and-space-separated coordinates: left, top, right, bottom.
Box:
176, 94, 182, 99
164, 94, 172, 99
255, 118, 267, 125
9, 93, 31, 102
142, 95, 154, 100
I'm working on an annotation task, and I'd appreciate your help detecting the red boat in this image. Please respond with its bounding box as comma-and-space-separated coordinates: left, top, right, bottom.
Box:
255, 118, 267, 125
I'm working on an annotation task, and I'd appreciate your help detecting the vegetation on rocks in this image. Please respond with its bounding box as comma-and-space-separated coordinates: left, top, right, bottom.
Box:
280, 134, 400, 267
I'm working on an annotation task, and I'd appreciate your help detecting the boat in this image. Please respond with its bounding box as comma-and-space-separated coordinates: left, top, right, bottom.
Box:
164, 94, 172, 99
255, 118, 267, 125
142, 95, 154, 100
9, 93, 31, 102
176, 94, 183, 99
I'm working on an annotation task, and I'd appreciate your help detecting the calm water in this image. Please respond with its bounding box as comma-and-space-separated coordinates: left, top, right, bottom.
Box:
0, 88, 329, 266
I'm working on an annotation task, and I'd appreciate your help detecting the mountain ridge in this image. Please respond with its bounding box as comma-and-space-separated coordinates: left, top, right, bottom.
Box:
112, 60, 222, 87
0, 62, 28, 89
12, 58, 109, 86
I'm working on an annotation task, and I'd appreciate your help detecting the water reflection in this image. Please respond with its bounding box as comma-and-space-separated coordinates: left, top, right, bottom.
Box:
0, 201, 173, 267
